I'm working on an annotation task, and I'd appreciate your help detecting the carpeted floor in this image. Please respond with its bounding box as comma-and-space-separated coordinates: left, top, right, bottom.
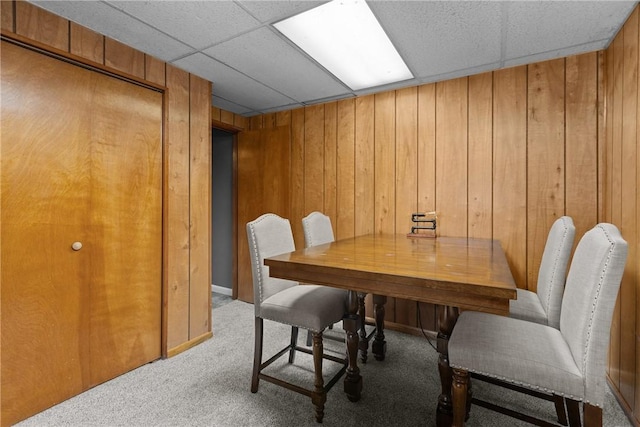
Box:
17, 295, 633, 427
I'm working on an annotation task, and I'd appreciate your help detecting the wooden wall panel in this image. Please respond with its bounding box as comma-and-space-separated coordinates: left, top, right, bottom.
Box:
492, 66, 527, 289
336, 98, 356, 239
417, 84, 437, 217
374, 91, 396, 235
468, 73, 493, 239
324, 102, 338, 224
189, 75, 212, 339
620, 7, 638, 406
1, 0, 14, 32
145, 56, 166, 86
165, 64, 191, 350
15, 2, 67, 51
527, 59, 566, 292
355, 95, 375, 236
609, 30, 625, 389
291, 108, 305, 249
105, 37, 145, 79
566, 53, 599, 244
304, 105, 325, 216
69, 23, 103, 64
435, 77, 468, 238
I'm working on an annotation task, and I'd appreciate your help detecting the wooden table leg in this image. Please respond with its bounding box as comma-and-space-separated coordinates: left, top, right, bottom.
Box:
343, 290, 362, 402
357, 293, 369, 363
371, 294, 387, 361
436, 305, 460, 427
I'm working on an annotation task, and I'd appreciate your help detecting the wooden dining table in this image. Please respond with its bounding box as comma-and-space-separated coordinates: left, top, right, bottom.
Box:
264, 233, 517, 426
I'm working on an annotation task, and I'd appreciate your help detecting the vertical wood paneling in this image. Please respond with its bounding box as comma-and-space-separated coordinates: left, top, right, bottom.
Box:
435, 77, 468, 237
418, 84, 437, 216
395, 87, 418, 326
620, 8, 638, 405
493, 66, 528, 288
374, 91, 396, 235
145, 56, 166, 86
291, 108, 305, 249
324, 102, 338, 223
355, 95, 375, 236
610, 32, 624, 388
70, 23, 103, 64
1, 0, 14, 32
105, 38, 145, 79
566, 53, 598, 242
189, 75, 212, 339
636, 10, 640, 421
276, 110, 291, 127
165, 64, 191, 350
527, 59, 565, 291
15, 2, 68, 51
304, 105, 325, 217
220, 110, 235, 126
336, 98, 356, 239
468, 73, 493, 239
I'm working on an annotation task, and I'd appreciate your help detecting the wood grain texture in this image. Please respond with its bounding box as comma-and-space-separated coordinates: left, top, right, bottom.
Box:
468, 73, 493, 239
189, 74, 212, 339
145, 55, 166, 86
15, 1, 68, 51
417, 84, 437, 218
265, 234, 516, 314
165, 64, 191, 350
620, 8, 638, 405
324, 102, 338, 224
105, 37, 145, 79
336, 98, 356, 239
70, 23, 103, 64
1, 0, 14, 32
291, 108, 305, 249
527, 59, 566, 292
436, 77, 468, 238
304, 104, 325, 215
493, 66, 528, 289
355, 95, 375, 236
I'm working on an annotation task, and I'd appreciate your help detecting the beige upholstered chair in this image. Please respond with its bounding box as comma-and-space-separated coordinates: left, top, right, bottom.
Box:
510, 216, 576, 328
471, 216, 576, 423
449, 223, 628, 427
301, 211, 378, 362
247, 213, 347, 423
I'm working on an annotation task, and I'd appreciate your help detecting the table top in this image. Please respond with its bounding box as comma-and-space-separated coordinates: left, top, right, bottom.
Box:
265, 233, 517, 315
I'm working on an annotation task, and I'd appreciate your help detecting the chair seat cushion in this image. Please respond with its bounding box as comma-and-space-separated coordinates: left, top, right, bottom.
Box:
260, 284, 347, 332
449, 311, 584, 399
509, 288, 548, 325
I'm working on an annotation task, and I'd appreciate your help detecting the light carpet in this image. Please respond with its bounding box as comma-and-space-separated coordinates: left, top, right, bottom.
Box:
17, 298, 632, 427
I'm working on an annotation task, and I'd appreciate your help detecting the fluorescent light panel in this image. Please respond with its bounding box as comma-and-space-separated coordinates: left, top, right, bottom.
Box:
274, 0, 413, 91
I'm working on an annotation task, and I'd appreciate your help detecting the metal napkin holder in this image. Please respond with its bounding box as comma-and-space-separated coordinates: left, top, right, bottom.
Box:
407, 211, 437, 238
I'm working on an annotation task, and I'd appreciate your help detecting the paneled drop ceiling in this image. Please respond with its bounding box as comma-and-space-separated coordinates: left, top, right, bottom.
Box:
30, 1, 638, 117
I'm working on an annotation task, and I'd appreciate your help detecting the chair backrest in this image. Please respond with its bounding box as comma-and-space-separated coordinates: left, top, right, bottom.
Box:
302, 211, 335, 248
559, 223, 627, 406
536, 216, 576, 328
246, 213, 298, 316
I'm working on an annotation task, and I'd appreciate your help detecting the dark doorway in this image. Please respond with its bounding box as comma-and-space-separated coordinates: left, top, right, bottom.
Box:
212, 128, 234, 296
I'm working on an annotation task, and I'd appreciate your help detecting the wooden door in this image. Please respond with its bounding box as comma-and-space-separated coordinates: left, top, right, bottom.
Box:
236, 126, 290, 302
1, 40, 162, 425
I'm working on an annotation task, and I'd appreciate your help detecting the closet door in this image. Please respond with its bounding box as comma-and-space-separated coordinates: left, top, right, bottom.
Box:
1, 40, 162, 425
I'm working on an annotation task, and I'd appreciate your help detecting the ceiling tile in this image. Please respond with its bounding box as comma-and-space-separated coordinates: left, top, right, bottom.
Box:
371, 1, 503, 78
203, 27, 351, 103
105, 0, 261, 51
172, 52, 298, 113
237, 1, 324, 23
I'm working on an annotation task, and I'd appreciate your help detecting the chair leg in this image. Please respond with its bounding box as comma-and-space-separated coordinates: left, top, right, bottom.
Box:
251, 317, 264, 393
583, 403, 602, 427
306, 329, 312, 346
553, 394, 568, 425
289, 326, 299, 363
566, 398, 581, 427
452, 368, 469, 427
311, 332, 326, 423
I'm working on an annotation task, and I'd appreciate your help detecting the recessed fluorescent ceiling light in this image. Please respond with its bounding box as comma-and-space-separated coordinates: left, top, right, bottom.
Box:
274, 0, 413, 91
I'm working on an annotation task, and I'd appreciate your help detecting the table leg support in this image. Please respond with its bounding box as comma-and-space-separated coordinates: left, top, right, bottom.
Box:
357, 293, 369, 363
343, 290, 362, 402
372, 294, 387, 361
436, 305, 459, 427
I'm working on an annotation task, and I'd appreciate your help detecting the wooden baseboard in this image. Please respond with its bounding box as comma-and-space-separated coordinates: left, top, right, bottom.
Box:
166, 332, 213, 358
